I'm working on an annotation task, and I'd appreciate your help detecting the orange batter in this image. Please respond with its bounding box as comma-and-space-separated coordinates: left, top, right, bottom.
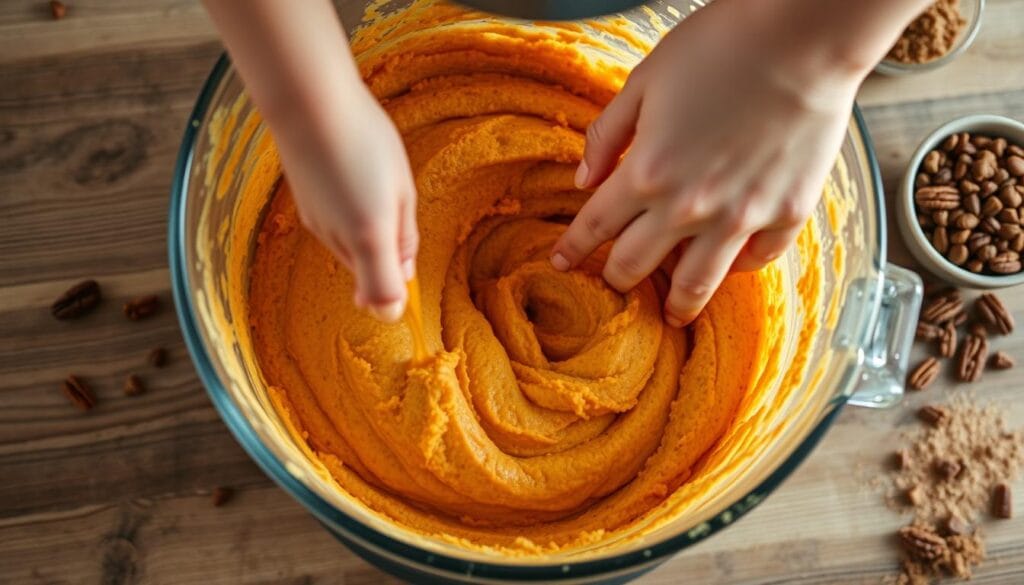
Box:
246, 4, 787, 552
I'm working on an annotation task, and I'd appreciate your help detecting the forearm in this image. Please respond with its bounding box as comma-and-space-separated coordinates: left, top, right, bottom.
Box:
736, 0, 934, 83
202, 0, 362, 134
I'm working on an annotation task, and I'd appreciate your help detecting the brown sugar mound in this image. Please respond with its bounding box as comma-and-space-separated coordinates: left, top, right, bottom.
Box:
887, 0, 967, 64
884, 396, 1024, 584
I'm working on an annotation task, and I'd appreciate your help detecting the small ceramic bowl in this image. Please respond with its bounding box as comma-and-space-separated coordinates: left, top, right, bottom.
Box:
896, 114, 1024, 289
874, 0, 984, 76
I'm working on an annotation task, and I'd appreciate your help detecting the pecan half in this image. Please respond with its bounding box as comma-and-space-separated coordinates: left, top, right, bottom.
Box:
921, 294, 964, 325
61, 375, 96, 411
51, 279, 101, 320
919, 405, 950, 427
976, 293, 1014, 334
916, 321, 942, 341
915, 185, 961, 210
899, 525, 948, 561
989, 252, 1022, 274
124, 294, 160, 321
939, 322, 957, 358
908, 357, 940, 391
957, 333, 988, 382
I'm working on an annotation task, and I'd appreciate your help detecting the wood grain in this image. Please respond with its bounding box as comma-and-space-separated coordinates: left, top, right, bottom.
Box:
1, 1, 1022, 584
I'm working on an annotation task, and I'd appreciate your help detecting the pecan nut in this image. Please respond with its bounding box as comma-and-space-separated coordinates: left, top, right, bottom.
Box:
51, 279, 101, 320
124, 294, 160, 321
918, 405, 950, 427
50, 0, 66, 20
123, 374, 145, 397
943, 514, 971, 536
993, 483, 1013, 519
989, 252, 1022, 274
899, 525, 948, 561
212, 486, 235, 507
147, 347, 168, 368
916, 321, 942, 341
935, 458, 962, 481
921, 293, 964, 325
957, 333, 988, 382
61, 375, 96, 411
908, 357, 940, 391
915, 185, 961, 210
976, 293, 1014, 334
938, 322, 957, 358
990, 351, 1015, 370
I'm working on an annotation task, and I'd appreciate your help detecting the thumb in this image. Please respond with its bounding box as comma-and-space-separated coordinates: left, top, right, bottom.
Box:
576, 83, 642, 190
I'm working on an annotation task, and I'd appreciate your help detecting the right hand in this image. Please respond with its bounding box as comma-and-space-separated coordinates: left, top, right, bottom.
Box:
276, 88, 419, 322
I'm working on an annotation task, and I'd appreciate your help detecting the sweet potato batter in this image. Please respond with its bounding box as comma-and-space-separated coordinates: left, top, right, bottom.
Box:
245, 4, 801, 552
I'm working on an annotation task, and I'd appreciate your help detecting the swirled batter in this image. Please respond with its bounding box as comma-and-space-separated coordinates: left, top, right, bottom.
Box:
246, 5, 801, 552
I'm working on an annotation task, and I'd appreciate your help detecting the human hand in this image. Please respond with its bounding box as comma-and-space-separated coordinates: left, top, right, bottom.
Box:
550, 0, 863, 327
202, 0, 418, 322
277, 88, 418, 322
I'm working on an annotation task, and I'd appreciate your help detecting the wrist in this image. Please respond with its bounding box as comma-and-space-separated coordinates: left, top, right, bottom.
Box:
723, 0, 930, 109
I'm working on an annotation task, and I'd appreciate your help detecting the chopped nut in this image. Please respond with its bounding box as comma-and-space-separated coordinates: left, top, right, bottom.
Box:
990, 351, 1015, 370
212, 486, 235, 507
992, 483, 1012, 519
943, 514, 971, 536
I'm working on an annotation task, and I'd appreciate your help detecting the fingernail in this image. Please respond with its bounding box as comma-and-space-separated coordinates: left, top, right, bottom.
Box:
574, 160, 589, 189
402, 258, 415, 281
370, 300, 405, 323
665, 313, 684, 328
551, 252, 571, 272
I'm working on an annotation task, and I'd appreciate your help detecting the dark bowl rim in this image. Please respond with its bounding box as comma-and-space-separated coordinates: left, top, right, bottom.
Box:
168, 53, 885, 581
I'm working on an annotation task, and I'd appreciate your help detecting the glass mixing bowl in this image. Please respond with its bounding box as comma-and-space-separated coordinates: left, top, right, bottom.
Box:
169, 2, 923, 583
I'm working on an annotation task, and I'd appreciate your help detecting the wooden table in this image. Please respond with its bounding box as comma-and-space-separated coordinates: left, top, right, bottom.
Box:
1, 2, 1022, 583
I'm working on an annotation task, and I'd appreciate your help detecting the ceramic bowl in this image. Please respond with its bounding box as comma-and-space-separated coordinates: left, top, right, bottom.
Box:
895, 114, 1024, 288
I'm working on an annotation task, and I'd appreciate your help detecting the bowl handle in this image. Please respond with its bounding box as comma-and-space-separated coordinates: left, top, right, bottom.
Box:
836, 264, 923, 408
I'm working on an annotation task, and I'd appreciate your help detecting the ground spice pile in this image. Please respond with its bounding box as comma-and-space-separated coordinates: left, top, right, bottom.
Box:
887, 0, 967, 64
884, 396, 1023, 584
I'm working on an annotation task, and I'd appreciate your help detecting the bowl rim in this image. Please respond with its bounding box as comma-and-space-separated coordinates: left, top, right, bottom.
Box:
897, 114, 1024, 289
168, 54, 884, 581
874, 0, 984, 76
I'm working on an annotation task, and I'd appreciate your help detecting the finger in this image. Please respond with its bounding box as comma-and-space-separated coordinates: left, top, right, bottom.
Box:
327, 233, 356, 273
551, 168, 644, 271
664, 234, 747, 328
398, 193, 420, 281
576, 83, 642, 189
347, 217, 407, 323
602, 211, 688, 292
730, 224, 803, 273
